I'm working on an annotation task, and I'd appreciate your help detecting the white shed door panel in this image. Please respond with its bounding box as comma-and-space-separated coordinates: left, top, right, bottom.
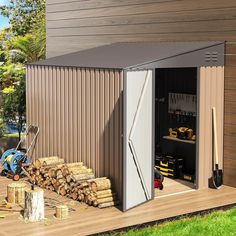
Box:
124, 70, 153, 211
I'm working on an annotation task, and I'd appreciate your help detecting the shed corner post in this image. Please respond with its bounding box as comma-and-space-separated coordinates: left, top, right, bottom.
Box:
122, 69, 128, 212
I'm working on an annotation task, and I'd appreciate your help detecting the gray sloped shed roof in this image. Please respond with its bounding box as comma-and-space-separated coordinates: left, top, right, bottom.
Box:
31, 42, 224, 69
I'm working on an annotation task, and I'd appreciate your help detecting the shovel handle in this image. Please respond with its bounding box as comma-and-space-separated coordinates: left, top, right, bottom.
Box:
212, 107, 219, 165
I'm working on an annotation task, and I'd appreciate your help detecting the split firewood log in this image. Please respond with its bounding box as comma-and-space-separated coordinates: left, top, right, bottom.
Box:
71, 173, 95, 182
98, 201, 119, 209
43, 158, 64, 166
57, 178, 65, 186
87, 177, 107, 183
90, 178, 111, 192
70, 168, 93, 175
78, 194, 85, 201
70, 182, 80, 188
65, 162, 83, 168
44, 173, 49, 178
66, 175, 72, 183
62, 168, 70, 177
77, 183, 89, 189
93, 196, 117, 207
34, 156, 60, 169
71, 191, 78, 200
58, 185, 66, 196
48, 168, 56, 178
89, 193, 117, 201
88, 200, 93, 206
68, 166, 87, 172
94, 189, 113, 197
56, 173, 63, 180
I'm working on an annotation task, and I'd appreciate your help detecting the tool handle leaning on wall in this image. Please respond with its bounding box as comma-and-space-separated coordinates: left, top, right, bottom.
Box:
212, 107, 219, 166
212, 107, 223, 189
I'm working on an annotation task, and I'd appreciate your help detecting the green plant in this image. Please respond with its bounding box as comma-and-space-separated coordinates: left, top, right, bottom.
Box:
0, 30, 10, 62
1, 63, 26, 140
0, 116, 7, 137
0, 0, 46, 141
8, 33, 45, 63
0, 0, 46, 36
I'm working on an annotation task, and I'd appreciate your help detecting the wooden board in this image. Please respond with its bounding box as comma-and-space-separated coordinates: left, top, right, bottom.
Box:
162, 136, 195, 144
0, 177, 236, 236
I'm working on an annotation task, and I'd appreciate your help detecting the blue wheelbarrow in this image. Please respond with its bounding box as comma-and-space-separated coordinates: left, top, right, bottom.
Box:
1, 125, 39, 181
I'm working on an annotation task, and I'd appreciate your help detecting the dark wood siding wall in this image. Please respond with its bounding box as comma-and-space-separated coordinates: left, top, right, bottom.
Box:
224, 44, 236, 187
46, 0, 236, 187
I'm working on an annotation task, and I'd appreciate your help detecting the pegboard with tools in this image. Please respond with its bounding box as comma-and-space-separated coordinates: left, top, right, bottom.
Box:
168, 93, 197, 116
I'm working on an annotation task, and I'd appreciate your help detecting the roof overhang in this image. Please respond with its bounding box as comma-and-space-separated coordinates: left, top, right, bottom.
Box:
30, 41, 225, 69
127, 43, 224, 70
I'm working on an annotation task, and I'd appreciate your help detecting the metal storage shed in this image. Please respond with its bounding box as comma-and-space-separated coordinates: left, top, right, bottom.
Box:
27, 42, 225, 211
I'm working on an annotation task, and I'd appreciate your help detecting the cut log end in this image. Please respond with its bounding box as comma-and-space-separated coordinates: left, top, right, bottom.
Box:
91, 179, 111, 192
56, 205, 68, 219
7, 182, 26, 205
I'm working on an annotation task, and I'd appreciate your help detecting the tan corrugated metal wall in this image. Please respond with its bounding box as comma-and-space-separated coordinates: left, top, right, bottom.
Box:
26, 65, 123, 198
26, 65, 225, 202
197, 66, 224, 189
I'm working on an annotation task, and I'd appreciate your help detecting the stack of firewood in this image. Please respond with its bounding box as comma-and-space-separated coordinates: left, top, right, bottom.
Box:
28, 157, 119, 208
71, 177, 119, 208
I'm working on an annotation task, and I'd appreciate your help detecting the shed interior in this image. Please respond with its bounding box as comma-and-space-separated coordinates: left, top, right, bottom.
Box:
154, 68, 197, 197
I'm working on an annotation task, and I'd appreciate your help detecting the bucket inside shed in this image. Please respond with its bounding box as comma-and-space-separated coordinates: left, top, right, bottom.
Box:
154, 68, 197, 197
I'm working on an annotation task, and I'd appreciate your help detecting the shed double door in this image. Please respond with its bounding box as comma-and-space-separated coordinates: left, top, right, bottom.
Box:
123, 70, 154, 211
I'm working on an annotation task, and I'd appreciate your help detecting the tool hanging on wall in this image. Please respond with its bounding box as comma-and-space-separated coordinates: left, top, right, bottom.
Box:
168, 93, 197, 116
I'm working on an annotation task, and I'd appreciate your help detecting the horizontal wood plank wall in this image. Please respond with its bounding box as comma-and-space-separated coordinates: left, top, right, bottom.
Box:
46, 0, 236, 57
224, 43, 236, 187
26, 65, 123, 198
45, 1, 236, 187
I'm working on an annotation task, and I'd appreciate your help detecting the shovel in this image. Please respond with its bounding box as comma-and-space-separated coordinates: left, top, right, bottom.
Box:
212, 107, 223, 189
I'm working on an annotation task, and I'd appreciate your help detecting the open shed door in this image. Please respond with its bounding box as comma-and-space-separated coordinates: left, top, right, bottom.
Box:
123, 70, 154, 211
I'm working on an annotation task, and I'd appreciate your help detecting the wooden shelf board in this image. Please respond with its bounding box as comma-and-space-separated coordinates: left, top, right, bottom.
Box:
163, 136, 196, 144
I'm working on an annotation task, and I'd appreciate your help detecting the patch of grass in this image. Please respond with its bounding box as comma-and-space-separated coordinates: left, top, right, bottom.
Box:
113, 207, 236, 236
3, 133, 26, 138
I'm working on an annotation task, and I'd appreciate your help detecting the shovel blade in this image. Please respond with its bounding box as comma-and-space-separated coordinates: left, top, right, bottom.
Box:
213, 169, 223, 188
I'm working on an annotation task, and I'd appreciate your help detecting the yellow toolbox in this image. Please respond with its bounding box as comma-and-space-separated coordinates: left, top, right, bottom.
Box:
155, 155, 183, 179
